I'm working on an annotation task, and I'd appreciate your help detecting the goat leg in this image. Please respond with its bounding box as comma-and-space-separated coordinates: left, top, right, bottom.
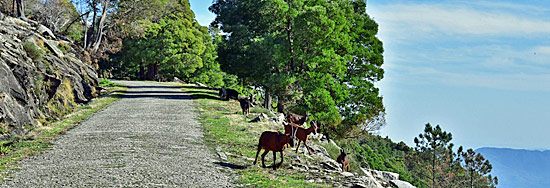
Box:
273, 151, 277, 170
261, 150, 269, 168
304, 141, 312, 155
277, 151, 284, 168
253, 147, 261, 165
295, 140, 302, 153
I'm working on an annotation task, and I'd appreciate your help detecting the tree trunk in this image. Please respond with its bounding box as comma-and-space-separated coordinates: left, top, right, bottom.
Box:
470, 169, 474, 188
83, 13, 88, 49
277, 97, 285, 113
139, 61, 145, 80
285, 1, 294, 72
146, 64, 159, 81
432, 147, 436, 188
264, 89, 271, 109
92, 0, 110, 52
87, 3, 98, 50
13, 0, 24, 18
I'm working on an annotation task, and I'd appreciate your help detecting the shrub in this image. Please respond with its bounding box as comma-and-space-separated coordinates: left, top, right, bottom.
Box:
22, 41, 43, 61
99, 79, 123, 87
57, 42, 70, 54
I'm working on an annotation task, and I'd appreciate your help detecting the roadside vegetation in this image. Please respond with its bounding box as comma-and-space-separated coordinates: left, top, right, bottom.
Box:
0, 80, 125, 179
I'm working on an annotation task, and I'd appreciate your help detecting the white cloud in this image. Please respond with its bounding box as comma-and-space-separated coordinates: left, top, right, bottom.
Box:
534, 46, 550, 55
370, 3, 550, 37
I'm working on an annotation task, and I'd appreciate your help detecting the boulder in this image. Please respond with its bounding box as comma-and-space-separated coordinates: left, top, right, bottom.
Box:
249, 113, 269, 123
173, 77, 185, 83
37, 25, 56, 39
390, 180, 416, 188
195, 82, 207, 87
365, 169, 399, 183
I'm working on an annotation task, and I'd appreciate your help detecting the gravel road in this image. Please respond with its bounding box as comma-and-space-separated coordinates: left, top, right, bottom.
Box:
2, 81, 233, 187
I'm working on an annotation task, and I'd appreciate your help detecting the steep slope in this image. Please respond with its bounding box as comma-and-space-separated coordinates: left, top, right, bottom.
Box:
476, 147, 550, 188
0, 13, 99, 137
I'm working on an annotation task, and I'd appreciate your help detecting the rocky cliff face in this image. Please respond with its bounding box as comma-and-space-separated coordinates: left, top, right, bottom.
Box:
0, 13, 99, 138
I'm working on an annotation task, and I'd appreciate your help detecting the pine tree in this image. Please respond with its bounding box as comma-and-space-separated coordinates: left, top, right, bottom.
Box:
414, 123, 453, 188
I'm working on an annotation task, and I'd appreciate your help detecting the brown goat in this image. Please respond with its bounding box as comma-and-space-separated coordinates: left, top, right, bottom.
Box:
294, 122, 318, 155
283, 122, 299, 136
253, 131, 295, 170
285, 113, 309, 126
337, 149, 350, 172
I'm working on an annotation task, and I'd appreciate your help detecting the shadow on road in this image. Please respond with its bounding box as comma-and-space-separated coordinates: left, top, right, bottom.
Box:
124, 91, 185, 94
126, 85, 183, 89
214, 162, 249, 170
121, 94, 193, 100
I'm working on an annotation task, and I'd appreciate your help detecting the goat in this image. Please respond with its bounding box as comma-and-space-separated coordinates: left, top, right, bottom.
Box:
253, 131, 295, 170
337, 149, 350, 172
285, 113, 309, 126
294, 121, 318, 155
218, 87, 239, 100
238, 98, 251, 115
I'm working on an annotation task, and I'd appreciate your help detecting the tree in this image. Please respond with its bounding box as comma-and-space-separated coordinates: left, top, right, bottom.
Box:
26, 0, 83, 41
414, 123, 453, 188
459, 148, 498, 188
112, 0, 222, 85
210, 0, 385, 139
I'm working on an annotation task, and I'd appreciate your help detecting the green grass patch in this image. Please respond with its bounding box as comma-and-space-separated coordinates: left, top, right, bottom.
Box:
99, 78, 125, 87
0, 85, 126, 179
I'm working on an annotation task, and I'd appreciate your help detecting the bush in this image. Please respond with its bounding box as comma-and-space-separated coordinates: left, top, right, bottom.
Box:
22, 41, 43, 61
57, 42, 70, 54
99, 79, 123, 87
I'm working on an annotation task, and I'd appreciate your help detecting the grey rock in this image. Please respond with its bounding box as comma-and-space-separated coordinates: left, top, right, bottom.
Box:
390, 180, 416, 188
173, 77, 184, 83
44, 40, 64, 58
0, 14, 99, 137
37, 25, 56, 39
249, 113, 269, 123
341, 172, 354, 177
367, 169, 399, 183
195, 82, 207, 87
218, 152, 228, 161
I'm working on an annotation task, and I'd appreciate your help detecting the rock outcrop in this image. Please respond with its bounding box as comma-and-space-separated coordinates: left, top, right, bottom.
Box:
0, 13, 99, 137
280, 134, 416, 187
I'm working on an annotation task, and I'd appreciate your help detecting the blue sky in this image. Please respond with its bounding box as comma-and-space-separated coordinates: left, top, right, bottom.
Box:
189, 0, 550, 150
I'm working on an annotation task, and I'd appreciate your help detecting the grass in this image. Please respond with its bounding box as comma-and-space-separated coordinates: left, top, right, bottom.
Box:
99, 78, 125, 87
22, 41, 43, 61
166, 83, 327, 187
0, 82, 126, 179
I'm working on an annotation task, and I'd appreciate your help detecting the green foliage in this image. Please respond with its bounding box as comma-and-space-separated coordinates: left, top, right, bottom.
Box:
340, 135, 414, 183
113, 1, 225, 87
211, 0, 385, 139
57, 42, 70, 54
99, 79, 123, 87
413, 123, 453, 188
0, 141, 11, 155
22, 42, 43, 61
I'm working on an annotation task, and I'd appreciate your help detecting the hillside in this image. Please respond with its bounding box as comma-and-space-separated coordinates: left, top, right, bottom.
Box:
476, 147, 550, 188
0, 13, 99, 138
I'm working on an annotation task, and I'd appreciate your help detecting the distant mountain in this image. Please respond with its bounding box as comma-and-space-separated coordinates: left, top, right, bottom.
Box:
476, 147, 550, 188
